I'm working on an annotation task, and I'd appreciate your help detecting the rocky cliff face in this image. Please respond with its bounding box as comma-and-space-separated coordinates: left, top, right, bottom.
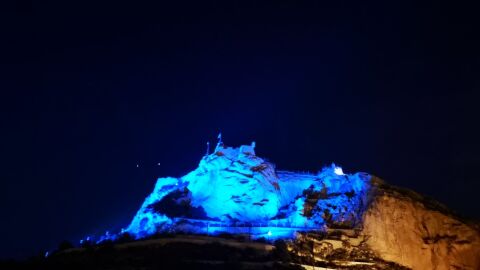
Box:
360, 178, 480, 270
122, 141, 370, 238
290, 178, 480, 270
102, 141, 479, 270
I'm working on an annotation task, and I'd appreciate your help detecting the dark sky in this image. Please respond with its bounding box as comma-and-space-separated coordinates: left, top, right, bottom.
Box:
1, 1, 479, 259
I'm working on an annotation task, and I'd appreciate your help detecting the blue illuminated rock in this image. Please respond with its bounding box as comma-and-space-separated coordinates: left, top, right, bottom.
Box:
124, 141, 371, 238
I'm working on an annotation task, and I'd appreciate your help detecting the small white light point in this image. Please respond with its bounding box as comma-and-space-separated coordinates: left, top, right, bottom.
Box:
267, 230, 272, 236
334, 166, 344, 175
157, 163, 161, 166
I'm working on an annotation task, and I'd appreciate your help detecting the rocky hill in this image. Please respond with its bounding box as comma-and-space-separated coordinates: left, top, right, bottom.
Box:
84, 140, 480, 270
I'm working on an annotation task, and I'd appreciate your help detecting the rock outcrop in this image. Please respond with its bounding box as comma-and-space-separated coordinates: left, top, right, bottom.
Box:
122, 141, 370, 238
289, 178, 480, 270
100, 141, 479, 270
360, 178, 480, 270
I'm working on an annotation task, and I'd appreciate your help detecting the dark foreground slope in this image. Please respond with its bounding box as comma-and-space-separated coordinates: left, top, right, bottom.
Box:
0, 234, 410, 270
1, 236, 288, 270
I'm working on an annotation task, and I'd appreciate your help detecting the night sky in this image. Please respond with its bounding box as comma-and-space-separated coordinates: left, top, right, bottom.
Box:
1, 1, 479, 259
